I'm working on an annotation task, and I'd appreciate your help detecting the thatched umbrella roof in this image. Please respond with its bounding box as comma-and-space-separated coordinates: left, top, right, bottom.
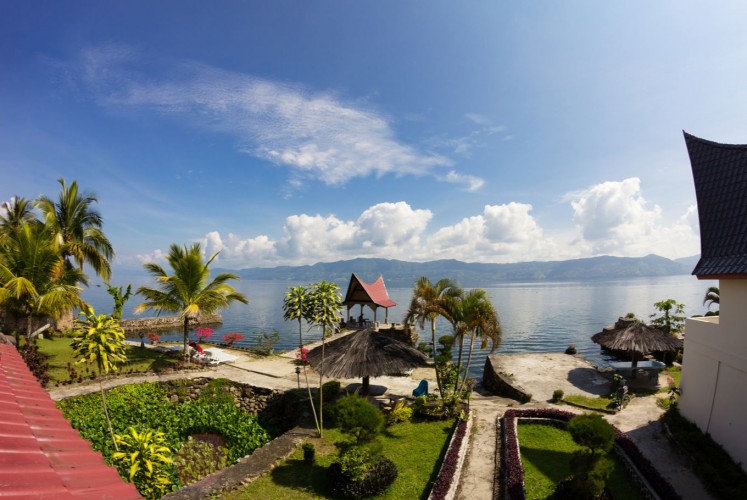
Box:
592, 322, 683, 362
306, 329, 427, 393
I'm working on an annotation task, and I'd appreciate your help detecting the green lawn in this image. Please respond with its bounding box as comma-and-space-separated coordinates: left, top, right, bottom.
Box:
37, 336, 180, 383
224, 419, 454, 499
562, 394, 616, 412
518, 424, 643, 500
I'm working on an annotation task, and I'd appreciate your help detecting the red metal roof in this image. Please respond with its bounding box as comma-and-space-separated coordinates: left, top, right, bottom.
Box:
343, 274, 397, 309
0, 343, 142, 499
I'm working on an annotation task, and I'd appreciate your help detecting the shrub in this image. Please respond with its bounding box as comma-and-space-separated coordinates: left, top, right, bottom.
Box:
252, 330, 280, 355
429, 411, 469, 500
195, 327, 213, 343
552, 389, 564, 403
322, 380, 341, 403
21, 341, 50, 386
328, 453, 398, 498
302, 442, 315, 465
112, 427, 173, 500
384, 399, 413, 426
568, 414, 615, 454
222, 332, 244, 347
174, 437, 229, 485
335, 394, 383, 444
147, 332, 160, 343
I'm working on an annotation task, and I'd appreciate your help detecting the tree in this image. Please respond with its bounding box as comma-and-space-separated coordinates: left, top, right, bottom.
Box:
0, 222, 86, 339
703, 286, 720, 315
650, 299, 686, 334
404, 277, 462, 395
457, 289, 501, 393
135, 243, 248, 362
282, 284, 320, 433
307, 280, 343, 437
107, 283, 132, 320
72, 306, 128, 451
35, 178, 114, 281
0, 196, 36, 236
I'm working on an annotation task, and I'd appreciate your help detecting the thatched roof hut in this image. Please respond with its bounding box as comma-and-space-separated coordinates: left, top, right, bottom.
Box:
591, 321, 683, 367
306, 328, 426, 394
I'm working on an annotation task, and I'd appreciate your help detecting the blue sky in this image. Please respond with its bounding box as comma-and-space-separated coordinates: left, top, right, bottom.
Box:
2, 1, 745, 272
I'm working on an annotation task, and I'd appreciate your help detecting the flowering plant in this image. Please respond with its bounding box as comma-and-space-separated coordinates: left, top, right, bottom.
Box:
222, 332, 244, 347
195, 327, 214, 343
147, 332, 160, 343
296, 347, 309, 362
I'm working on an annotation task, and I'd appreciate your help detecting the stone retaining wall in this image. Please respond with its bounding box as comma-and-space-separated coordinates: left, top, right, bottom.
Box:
120, 314, 222, 334
482, 357, 532, 403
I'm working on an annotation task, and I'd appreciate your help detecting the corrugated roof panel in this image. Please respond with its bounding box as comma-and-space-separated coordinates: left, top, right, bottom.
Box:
0, 344, 142, 499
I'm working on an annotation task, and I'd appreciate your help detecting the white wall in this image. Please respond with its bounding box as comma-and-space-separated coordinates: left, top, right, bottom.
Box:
680, 280, 747, 471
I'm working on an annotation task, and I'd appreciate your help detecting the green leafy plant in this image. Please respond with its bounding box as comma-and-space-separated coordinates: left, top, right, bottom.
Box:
112, 427, 173, 499
174, 437, 229, 485
302, 442, 316, 465
384, 399, 413, 426
552, 389, 564, 403
322, 380, 341, 403
251, 330, 280, 355
335, 394, 384, 445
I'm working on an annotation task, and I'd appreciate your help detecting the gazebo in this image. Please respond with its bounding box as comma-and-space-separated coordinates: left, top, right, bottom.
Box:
306, 328, 426, 395
343, 274, 396, 326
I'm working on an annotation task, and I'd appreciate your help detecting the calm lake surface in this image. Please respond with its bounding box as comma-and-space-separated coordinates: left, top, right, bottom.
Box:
82, 274, 715, 377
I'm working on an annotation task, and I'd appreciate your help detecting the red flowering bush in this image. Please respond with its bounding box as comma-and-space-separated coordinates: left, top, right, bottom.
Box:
147, 332, 160, 343
296, 347, 309, 362
195, 327, 214, 343
222, 332, 244, 347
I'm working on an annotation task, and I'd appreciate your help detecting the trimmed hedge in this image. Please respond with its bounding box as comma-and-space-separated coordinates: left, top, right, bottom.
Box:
429, 410, 470, 500
502, 408, 681, 500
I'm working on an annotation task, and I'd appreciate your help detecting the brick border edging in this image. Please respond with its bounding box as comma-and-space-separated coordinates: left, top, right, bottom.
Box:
162, 425, 316, 499
427, 410, 473, 500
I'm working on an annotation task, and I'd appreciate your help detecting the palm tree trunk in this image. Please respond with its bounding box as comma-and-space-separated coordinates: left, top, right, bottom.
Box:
318, 326, 326, 438
431, 319, 442, 395
454, 333, 465, 393
100, 380, 118, 451
183, 316, 189, 362
298, 318, 320, 435
458, 333, 476, 393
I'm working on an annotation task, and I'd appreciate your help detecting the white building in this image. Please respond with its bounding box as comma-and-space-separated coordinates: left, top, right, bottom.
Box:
680, 132, 747, 471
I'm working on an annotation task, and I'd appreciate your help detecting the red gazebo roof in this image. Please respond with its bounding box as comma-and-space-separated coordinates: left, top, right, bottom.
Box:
343, 274, 396, 309
0, 343, 142, 499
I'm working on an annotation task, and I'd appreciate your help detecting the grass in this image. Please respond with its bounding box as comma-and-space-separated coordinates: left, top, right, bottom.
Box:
223, 419, 454, 499
562, 394, 616, 412
518, 424, 643, 500
37, 336, 180, 383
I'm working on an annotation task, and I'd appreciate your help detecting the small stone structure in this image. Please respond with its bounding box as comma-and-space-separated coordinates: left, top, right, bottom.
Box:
376, 323, 419, 346
482, 357, 532, 403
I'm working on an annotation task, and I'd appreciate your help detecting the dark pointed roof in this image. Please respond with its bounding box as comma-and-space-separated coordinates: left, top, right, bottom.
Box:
343, 274, 396, 309
684, 132, 747, 278
0, 344, 142, 498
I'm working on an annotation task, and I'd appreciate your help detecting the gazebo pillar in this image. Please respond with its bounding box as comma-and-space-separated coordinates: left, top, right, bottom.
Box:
362, 376, 370, 395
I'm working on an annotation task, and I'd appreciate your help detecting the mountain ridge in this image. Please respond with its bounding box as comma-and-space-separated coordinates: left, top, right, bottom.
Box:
214, 254, 696, 287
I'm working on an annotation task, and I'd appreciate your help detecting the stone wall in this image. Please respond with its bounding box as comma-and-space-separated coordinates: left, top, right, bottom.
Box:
0, 309, 74, 335
120, 314, 222, 334
481, 356, 532, 403
377, 323, 419, 346
162, 378, 302, 432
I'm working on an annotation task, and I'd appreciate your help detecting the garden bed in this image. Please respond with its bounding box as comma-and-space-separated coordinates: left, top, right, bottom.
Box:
502, 408, 680, 500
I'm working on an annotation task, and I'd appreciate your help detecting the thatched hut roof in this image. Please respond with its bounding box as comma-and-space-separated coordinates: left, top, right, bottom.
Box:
306, 328, 426, 379
591, 322, 683, 354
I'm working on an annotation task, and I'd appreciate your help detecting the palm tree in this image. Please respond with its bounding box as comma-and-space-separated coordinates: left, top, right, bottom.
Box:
703, 286, 720, 313
404, 277, 462, 395
0, 196, 37, 235
135, 243, 248, 362
35, 178, 114, 281
0, 222, 86, 339
72, 306, 128, 451
457, 289, 501, 393
307, 281, 342, 437
282, 284, 320, 433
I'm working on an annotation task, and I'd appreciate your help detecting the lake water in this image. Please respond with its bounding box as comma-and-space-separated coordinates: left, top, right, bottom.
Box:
81, 274, 716, 377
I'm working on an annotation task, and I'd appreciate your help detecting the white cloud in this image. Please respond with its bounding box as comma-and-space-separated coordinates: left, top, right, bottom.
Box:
64, 47, 456, 187
568, 178, 699, 258
438, 171, 485, 192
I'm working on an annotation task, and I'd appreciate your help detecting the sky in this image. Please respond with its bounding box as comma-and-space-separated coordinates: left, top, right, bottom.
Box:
2, 1, 746, 273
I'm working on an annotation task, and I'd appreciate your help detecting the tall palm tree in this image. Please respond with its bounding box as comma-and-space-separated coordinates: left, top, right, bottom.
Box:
457, 289, 501, 393
282, 285, 320, 433
307, 281, 342, 437
135, 243, 248, 361
404, 277, 462, 395
36, 178, 114, 281
703, 286, 720, 312
72, 306, 128, 451
0, 222, 85, 339
0, 196, 37, 235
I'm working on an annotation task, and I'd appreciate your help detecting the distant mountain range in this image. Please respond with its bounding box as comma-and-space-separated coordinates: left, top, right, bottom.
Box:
217, 254, 699, 288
